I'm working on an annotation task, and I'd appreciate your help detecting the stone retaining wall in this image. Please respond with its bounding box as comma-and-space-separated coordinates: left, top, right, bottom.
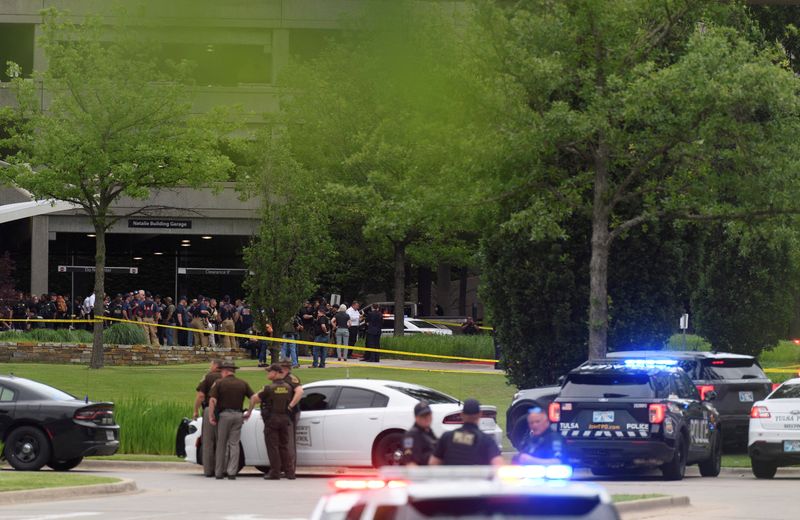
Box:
0, 342, 249, 366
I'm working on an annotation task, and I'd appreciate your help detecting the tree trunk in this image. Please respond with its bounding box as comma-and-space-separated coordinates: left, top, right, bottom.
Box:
588, 142, 611, 361
90, 222, 106, 369
393, 241, 406, 337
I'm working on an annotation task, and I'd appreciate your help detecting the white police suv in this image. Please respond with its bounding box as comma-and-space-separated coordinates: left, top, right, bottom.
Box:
748, 377, 800, 478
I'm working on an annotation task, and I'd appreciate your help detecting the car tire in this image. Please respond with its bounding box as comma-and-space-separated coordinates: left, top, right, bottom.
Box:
661, 435, 687, 481
47, 457, 84, 472
751, 460, 777, 479
698, 432, 722, 477
4, 426, 52, 471
510, 414, 530, 450
372, 431, 405, 467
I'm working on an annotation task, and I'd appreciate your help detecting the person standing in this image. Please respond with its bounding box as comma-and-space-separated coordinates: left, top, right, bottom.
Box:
191, 297, 209, 348
208, 361, 257, 480
218, 296, 237, 349
250, 364, 296, 480
312, 307, 330, 368
176, 297, 188, 346
193, 359, 221, 477
401, 401, 438, 466
332, 304, 351, 362
161, 297, 176, 346
139, 292, 160, 346
280, 361, 304, 462
345, 301, 362, 359
429, 399, 503, 466
363, 303, 383, 363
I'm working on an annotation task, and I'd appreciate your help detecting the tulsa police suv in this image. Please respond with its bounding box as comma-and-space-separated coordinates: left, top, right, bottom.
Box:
551, 359, 722, 480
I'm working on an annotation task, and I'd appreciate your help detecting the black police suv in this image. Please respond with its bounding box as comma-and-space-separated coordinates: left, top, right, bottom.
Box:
0, 375, 119, 471
552, 360, 722, 480
607, 351, 772, 448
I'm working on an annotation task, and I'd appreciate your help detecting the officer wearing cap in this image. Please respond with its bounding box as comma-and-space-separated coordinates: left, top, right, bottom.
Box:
430, 399, 503, 466
514, 407, 564, 465
208, 361, 257, 480
249, 363, 296, 480
193, 359, 222, 477
401, 401, 438, 466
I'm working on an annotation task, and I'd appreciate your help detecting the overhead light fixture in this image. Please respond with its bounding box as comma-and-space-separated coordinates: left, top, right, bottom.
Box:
154, 252, 164, 256
181, 243, 191, 247
133, 256, 143, 261
87, 234, 96, 238
181, 239, 190, 243
201, 236, 213, 240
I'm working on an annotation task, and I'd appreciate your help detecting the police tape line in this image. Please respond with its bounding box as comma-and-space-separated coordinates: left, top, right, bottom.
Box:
423, 319, 494, 331
97, 316, 501, 364
764, 367, 800, 375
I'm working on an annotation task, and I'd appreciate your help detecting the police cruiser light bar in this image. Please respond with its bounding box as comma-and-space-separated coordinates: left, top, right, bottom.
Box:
622, 359, 678, 368
367, 465, 574, 487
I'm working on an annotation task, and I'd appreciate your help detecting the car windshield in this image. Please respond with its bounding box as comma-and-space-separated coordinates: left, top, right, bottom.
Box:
702, 359, 766, 380
387, 385, 459, 404
410, 320, 439, 329
388, 495, 602, 518
770, 383, 800, 399
560, 373, 655, 398
21, 379, 77, 401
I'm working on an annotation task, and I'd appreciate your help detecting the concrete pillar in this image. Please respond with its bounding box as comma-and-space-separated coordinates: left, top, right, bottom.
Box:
436, 263, 450, 315
271, 29, 290, 84
30, 215, 49, 295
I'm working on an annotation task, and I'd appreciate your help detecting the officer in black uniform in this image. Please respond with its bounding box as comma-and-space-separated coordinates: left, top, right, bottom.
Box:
430, 399, 503, 466
514, 407, 564, 465
401, 401, 438, 466
251, 363, 296, 480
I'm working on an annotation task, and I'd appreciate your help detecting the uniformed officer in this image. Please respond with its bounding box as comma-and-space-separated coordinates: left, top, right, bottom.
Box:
429, 399, 503, 466
208, 361, 257, 480
514, 407, 565, 465
251, 364, 296, 480
401, 401, 438, 466
193, 359, 222, 477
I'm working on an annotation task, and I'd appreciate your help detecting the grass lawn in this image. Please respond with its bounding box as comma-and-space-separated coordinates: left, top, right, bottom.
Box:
722, 454, 751, 468
0, 472, 119, 492
611, 494, 665, 503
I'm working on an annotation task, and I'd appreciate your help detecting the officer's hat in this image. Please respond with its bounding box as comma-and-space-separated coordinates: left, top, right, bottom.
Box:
414, 401, 432, 416
219, 361, 239, 371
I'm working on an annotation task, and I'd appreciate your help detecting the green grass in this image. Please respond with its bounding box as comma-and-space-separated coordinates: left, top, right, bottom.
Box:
93, 454, 183, 462
612, 494, 666, 503
0, 323, 148, 345
722, 454, 751, 468
381, 334, 494, 361
0, 473, 119, 492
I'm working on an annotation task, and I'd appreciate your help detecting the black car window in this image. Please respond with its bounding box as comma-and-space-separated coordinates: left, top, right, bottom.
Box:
770, 384, 800, 399
386, 385, 459, 404
671, 372, 696, 399
561, 373, 655, 398
17, 379, 76, 401
701, 358, 766, 380
299, 387, 338, 411
0, 385, 16, 402
653, 374, 670, 399
335, 388, 389, 409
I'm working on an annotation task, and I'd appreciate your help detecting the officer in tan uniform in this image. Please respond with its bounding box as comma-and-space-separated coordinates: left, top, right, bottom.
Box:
208, 361, 257, 480
252, 364, 296, 480
193, 359, 221, 477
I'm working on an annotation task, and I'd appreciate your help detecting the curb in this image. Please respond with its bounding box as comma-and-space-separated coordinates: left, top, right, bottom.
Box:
615, 495, 690, 514
79, 460, 192, 472
0, 478, 137, 505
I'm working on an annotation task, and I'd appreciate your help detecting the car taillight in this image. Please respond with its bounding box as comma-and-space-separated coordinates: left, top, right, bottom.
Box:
696, 385, 715, 401
771, 383, 780, 392
443, 413, 463, 424
74, 407, 114, 424
548, 402, 561, 423
649, 404, 666, 424
751, 406, 771, 419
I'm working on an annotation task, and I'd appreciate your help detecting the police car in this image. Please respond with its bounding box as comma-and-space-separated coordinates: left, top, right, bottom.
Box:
180, 379, 503, 470
748, 377, 800, 479
312, 466, 620, 520
553, 359, 722, 480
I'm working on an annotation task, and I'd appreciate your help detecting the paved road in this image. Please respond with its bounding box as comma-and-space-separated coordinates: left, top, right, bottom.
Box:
0, 466, 797, 520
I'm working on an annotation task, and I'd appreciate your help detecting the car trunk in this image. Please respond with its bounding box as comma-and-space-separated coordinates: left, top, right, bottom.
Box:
754, 400, 800, 431
699, 359, 772, 416
558, 398, 654, 440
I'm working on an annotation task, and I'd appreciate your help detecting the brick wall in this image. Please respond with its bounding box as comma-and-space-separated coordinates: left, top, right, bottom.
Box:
0, 342, 250, 366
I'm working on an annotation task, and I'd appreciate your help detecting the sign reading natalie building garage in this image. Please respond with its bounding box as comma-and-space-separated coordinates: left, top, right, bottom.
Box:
128, 219, 192, 229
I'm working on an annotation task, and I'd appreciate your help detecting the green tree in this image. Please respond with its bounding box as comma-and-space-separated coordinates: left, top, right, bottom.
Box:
482, 0, 800, 359
0, 10, 233, 368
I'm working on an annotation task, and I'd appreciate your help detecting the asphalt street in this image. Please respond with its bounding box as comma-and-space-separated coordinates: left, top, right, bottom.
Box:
0, 466, 797, 520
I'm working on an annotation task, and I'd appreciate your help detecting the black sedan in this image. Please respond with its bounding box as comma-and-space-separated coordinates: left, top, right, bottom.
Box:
0, 375, 119, 471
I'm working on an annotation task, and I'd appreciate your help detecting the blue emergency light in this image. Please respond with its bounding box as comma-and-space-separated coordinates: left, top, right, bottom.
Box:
623, 359, 678, 368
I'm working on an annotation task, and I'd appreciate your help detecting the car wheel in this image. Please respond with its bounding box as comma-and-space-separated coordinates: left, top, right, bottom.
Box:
751, 460, 777, 479
4, 426, 52, 471
255, 465, 271, 474
47, 457, 84, 472
698, 432, 722, 477
372, 432, 405, 467
510, 414, 530, 450
661, 435, 687, 481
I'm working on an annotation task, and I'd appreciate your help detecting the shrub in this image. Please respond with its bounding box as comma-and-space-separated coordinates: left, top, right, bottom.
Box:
103, 323, 148, 345
0, 328, 93, 343
380, 334, 494, 361
114, 396, 187, 454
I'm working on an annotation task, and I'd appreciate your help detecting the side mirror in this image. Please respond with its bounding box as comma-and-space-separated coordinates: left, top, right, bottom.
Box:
557, 375, 566, 386
703, 390, 718, 402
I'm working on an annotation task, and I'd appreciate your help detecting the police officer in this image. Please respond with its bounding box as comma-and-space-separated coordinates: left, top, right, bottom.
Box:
429, 399, 503, 466
401, 401, 438, 466
251, 364, 296, 480
193, 359, 221, 477
208, 361, 257, 480
218, 296, 237, 349
514, 407, 564, 465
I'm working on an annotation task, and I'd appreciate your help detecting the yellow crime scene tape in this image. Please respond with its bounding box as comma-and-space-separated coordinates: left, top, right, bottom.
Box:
97, 316, 501, 364
764, 366, 800, 375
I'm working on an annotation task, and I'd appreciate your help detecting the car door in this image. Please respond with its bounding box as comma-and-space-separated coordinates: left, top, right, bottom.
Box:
296, 386, 339, 466
0, 385, 16, 438
672, 372, 710, 458
323, 386, 389, 465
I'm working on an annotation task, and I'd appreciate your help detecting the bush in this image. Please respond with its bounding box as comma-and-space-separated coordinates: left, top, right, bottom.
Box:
380, 334, 494, 361
103, 323, 148, 345
114, 396, 187, 454
0, 328, 93, 343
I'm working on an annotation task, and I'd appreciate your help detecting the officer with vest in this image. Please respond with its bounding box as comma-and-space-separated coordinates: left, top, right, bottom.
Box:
514, 407, 564, 465
429, 399, 503, 466
138, 292, 160, 346
208, 361, 257, 480
251, 363, 296, 480
401, 401, 438, 466
193, 359, 222, 477
218, 296, 237, 349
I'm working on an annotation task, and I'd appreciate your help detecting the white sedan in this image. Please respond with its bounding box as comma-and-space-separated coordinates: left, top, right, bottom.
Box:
748, 377, 800, 478
182, 379, 503, 470
380, 316, 453, 337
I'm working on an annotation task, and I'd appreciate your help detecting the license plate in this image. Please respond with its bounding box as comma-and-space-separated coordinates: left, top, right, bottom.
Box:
739, 391, 754, 402
783, 440, 800, 452
106, 430, 115, 441
593, 411, 614, 423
